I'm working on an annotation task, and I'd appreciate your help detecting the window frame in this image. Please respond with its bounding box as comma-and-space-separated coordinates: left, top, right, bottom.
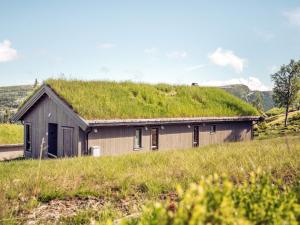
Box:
193, 125, 199, 147
151, 127, 159, 150
210, 124, 217, 134
25, 122, 32, 152
133, 128, 143, 150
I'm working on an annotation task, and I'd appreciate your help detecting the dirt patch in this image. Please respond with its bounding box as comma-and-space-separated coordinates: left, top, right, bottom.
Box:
25, 196, 105, 224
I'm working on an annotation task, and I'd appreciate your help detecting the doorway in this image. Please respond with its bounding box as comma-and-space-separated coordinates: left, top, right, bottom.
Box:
48, 123, 58, 157
62, 127, 74, 157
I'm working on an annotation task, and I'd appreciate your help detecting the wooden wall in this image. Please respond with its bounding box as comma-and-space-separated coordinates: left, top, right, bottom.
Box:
88, 121, 252, 156
23, 94, 82, 158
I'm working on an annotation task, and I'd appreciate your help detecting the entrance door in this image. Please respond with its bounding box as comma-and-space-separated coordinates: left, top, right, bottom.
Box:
151, 128, 159, 150
193, 126, 199, 147
48, 123, 58, 157
62, 127, 74, 157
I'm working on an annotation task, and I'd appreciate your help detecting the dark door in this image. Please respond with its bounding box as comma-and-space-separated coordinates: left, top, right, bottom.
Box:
151, 128, 159, 150
48, 123, 58, 157
62, 127, 74, 157
193, 126, 199, 147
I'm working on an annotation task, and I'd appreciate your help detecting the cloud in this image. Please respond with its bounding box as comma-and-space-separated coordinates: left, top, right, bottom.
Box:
144, 47, 159, 55
208, 48, 246, 73
284, 8, 300, 26
166, 51, 187, 60
201, 76, 270, 91
0, 40, 18, 62
97, 43, 116, 49
185, 64, 206, 72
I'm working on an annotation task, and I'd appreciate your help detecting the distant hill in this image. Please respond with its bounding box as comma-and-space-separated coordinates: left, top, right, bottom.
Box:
0, 85, 35, 122
219, 84, 274, 111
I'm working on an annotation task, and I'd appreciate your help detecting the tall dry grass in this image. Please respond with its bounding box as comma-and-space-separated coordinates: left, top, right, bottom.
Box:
0, 135, 299, 222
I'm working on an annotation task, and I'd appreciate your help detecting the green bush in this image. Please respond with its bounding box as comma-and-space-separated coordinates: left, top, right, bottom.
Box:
265, 107, 285, 117
122, 171, 300, 225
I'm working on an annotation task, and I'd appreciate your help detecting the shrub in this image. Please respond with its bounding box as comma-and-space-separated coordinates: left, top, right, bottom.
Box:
122, 171, 300, 225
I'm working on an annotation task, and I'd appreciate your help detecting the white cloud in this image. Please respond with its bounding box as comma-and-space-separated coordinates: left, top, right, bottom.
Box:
185, 64, 206, 72
201, 76, 270, 91
166, 51, 187, 60
284, 8, 300, 26
208, 48, 246, 73
0, 40, 18, 62
97, 43, 116, 49
144, 47, 159, 55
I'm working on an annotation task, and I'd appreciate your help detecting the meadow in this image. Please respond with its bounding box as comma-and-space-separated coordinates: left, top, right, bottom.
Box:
0, 135, 299, 224
0, 124, 23, 145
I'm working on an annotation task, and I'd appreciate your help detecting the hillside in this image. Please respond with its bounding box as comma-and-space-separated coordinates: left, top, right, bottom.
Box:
0, 85, 35, 122
220, 84, 274, 111
255, 110, 300, 139
45, 79, 258, 120
0, 135, 299, 223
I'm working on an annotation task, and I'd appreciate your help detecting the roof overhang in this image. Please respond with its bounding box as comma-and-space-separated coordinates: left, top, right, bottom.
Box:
87, 116, 262, 127
11, 84, 89, 130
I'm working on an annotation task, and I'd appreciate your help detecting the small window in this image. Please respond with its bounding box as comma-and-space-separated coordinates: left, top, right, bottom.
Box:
210, 124, 216, 133
151, 128, 159, 150
25, 123, 32, 151
134, 128, 142, 149
193, 126, 199, 147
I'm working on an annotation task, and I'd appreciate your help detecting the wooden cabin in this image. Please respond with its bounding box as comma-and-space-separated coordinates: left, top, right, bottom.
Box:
12, 80, 261, 158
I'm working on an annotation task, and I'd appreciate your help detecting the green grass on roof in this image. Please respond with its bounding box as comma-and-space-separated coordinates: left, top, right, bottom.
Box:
45, 79, 259, 120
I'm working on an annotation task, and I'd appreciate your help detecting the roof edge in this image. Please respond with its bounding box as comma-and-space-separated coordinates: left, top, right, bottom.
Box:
87, 116, 262, 127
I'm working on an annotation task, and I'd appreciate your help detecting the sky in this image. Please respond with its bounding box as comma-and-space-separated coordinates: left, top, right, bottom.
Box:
0, 0, 300, 90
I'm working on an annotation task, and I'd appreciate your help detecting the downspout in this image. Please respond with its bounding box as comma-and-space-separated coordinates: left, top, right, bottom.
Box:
86, 128, 92, 155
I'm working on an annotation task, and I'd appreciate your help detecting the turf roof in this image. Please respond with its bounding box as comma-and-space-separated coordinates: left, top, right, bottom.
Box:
45, 79, 259, 120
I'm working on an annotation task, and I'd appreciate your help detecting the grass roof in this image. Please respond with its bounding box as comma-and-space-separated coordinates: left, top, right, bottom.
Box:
45, 79, 258, 120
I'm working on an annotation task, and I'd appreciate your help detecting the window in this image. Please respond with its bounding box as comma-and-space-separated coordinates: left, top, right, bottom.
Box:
134, 128, 142, 149
25, 123, 32, 151
193, 126, 199, 147
151, 128, 159, 150
210, 124, 216, 133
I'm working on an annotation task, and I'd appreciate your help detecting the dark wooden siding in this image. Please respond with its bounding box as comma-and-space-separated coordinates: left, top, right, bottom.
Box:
88, 122, 252, 156
23, 94, 81, 158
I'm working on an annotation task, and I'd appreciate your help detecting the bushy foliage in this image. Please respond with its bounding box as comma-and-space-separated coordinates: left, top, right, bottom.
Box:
44, 79, 258, 119
122, 171, 300, 225
265, 107, 285, 117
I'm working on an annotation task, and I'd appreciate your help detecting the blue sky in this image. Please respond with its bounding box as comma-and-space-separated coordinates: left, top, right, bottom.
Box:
0, 0, 300, 90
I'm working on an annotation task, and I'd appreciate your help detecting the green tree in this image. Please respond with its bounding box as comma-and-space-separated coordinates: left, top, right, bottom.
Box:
33, 78, 38, 88
271, 59, 300, 127
252, 92, 264, 112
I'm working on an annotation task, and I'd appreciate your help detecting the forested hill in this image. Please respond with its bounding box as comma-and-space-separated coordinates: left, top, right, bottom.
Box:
0, 85, 34, 109
0, 85, 35, 122
220, 84, 274, 111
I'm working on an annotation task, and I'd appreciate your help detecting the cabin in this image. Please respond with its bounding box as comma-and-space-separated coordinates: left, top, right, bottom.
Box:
12, 79, 261, 158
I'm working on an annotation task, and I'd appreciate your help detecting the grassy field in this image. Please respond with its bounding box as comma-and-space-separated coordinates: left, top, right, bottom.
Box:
255, 110, 300, 139
42, 79, 259, 119
0, 124, 23, 145
0, 135, 299, 224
